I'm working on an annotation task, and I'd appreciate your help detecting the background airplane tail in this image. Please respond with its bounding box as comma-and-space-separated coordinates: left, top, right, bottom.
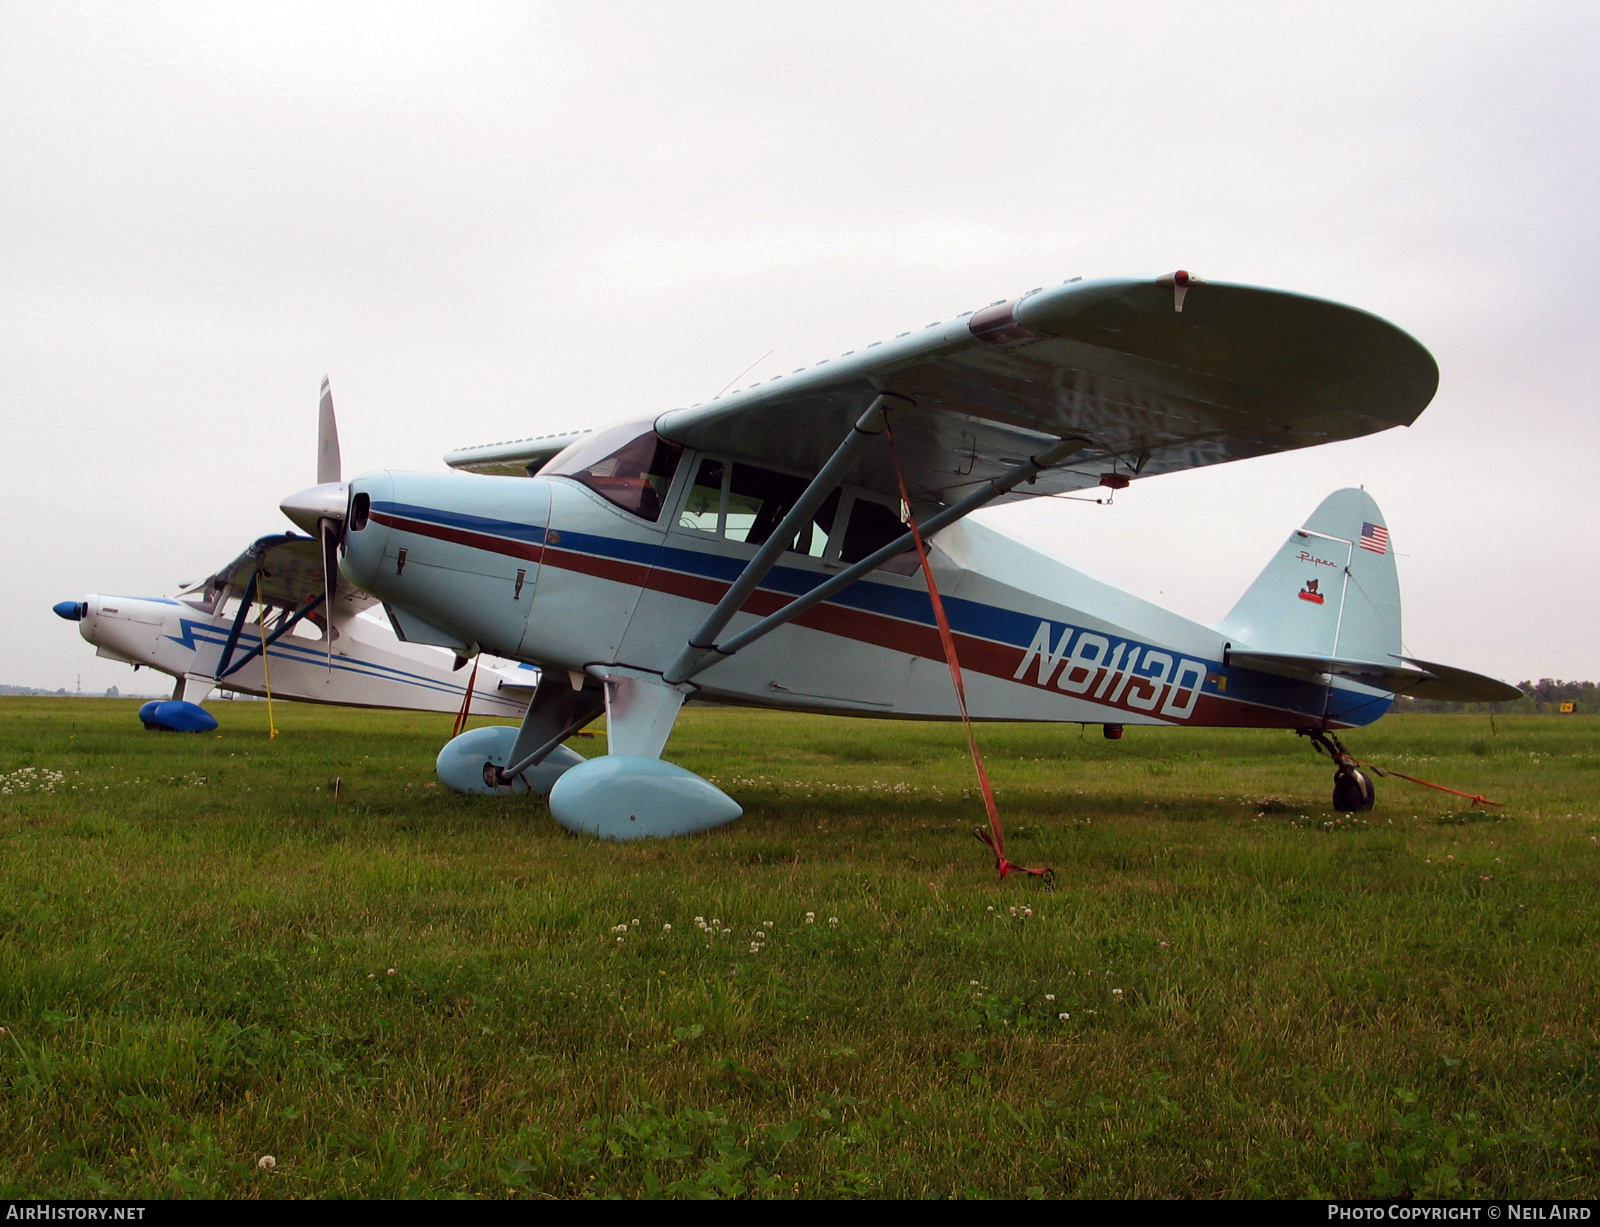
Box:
1216, 488, 1402, 663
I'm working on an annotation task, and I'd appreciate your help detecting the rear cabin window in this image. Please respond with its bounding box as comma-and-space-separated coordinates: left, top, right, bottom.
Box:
543, 422, 683, 522
839, 496, 907, 564
677, 458, 838, 558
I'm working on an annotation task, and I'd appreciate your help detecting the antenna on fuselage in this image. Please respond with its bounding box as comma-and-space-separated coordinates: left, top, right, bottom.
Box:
712, 350, 773, 399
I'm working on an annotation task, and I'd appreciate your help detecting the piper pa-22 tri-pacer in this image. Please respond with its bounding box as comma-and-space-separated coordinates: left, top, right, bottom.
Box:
286, 273, 1518, 839
56, 381, 534, 731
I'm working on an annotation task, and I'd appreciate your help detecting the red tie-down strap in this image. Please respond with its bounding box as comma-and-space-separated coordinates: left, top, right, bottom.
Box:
885, 421, 1055, 886
451, 654, 481, 739
1355, 758, 1505, 808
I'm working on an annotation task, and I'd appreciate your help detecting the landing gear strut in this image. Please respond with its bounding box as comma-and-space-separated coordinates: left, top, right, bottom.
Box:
1301, 728, 1376, 813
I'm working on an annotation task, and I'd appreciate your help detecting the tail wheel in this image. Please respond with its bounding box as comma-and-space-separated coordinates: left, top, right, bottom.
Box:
1332, 767, 1375, 813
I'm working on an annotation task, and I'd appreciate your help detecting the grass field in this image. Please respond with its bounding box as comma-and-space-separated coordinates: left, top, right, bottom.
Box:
0, 697, 1596, 1200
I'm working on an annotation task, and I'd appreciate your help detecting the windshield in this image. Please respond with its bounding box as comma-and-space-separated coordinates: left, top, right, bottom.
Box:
542, 421, 683, 522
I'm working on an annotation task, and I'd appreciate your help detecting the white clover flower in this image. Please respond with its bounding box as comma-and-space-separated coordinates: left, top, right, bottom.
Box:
711, 918, 721, 927
755, 931, 766, 939
805, 913, 815, 923
695, 915, 705, 924
617, 936, 625, 944
970, 980, 980, 987
631, 918, 640, 927
257, 1155, 276, 1171
386, 968, 396, 976
1112, 988, 1124, 997
749, 941, 761, 952
763, 920, 774, 927
1023, 908, 1033, 919
1045, 994, 1056, 1001
663, 923, 672, 932
1058, 1013, 1070, 1021
1009, 907, 1018, 917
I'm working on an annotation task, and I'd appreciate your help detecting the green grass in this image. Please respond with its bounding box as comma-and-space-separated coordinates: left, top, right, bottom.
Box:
0, 697, 1596, 1199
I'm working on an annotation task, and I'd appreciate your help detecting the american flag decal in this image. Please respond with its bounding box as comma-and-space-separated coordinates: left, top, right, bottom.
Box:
1360, 522, 1389, 555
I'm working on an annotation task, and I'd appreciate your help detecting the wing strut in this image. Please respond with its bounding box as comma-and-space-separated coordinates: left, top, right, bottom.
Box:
661, 394, 904, 685
217, 594, 326, 680
664, 427, 1089, 685
214, 568, 260, 679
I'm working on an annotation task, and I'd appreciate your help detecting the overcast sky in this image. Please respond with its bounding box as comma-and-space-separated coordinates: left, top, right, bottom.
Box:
3, 1, 1595, 692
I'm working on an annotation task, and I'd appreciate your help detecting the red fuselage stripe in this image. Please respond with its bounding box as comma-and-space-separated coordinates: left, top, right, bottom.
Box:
371, 510, 1326, 728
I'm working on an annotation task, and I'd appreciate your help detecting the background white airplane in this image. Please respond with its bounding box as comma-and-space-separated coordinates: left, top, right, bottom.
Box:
55, 381, 534, 731
280, 274, 1520, 845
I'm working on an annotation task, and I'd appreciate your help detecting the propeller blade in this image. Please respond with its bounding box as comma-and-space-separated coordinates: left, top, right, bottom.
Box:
319, 517, 341, 670
317, 376, 341, 485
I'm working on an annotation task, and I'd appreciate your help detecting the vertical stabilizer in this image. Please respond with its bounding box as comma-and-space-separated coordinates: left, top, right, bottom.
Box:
1217, 488, 1401, 663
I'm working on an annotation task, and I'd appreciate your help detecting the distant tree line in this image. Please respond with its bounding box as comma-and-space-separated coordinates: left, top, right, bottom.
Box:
1398, 678, 1597, 715
0, 684, 142, 697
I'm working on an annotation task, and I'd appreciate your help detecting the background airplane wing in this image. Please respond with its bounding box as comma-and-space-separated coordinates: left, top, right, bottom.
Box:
184, 533, 377, 618
635, 275, 1439, 507
444, 429, 595, 477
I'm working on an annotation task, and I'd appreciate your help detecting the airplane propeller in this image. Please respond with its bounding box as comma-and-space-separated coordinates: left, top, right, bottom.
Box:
280, 376, 349, 669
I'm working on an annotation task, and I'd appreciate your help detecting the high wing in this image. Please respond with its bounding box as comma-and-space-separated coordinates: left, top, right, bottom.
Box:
1229, 651, 1523, 703
183, 534, 377, 619
647, 275, 1439, 505
448, 275, 1436, 506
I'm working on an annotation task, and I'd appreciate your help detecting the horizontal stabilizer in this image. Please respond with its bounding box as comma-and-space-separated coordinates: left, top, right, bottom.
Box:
1396, 657, 1524, 704
1230, 651, 1521, 703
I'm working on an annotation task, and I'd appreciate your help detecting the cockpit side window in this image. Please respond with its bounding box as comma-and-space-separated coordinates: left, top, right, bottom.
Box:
543, 421, 684, 522
678, 458, 726, 534
677, 456, 839, 557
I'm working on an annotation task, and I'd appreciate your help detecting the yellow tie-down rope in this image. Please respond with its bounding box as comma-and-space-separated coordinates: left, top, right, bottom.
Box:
256, 602, 279, 740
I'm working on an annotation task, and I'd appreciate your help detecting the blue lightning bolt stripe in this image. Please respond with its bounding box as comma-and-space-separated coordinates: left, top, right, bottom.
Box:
163, 618, 520, 703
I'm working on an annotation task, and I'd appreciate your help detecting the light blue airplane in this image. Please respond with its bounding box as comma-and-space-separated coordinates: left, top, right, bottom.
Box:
280, 273, 1518, 840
